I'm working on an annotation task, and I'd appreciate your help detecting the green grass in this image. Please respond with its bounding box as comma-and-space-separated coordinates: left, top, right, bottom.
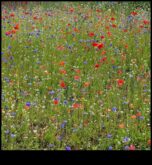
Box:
1, 1, 151, 150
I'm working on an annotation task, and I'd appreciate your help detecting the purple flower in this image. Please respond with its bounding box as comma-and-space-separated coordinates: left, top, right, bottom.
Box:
112, 107, 117, 112
5, 130, 10, 134
107, 134, 112, 138
63, 100, 68, 105
49, 90, 55, 95
26, 102, 31, 107
124, 146, 129, 150
108, 146, 113, 150
66, 146, 71, 151
123, 137, 130, 143
11, 134, 16, 138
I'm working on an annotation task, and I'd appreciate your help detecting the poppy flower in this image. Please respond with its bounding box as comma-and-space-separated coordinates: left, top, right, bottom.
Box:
131, 11, 137, 16
69, 8, 74, 12
100, 35, 105, 39
101, 50, 106, 55
129, 144, 135, 150
54, 99, 59, 105
111, 17, 115, 21
92, 42, 99, 47
74, 75, 80, 80
123, 29, 128, 32
83, 82, 90, 87
59, 69, 66, 74
60, 81, 66, 88
98, 43, 104, 49
72, 103, 80, 109
112, 24, 117, 28
33, 16, 37, 20
59, 61, 65, 66
14, 23, 19, 30
117, 70, 123, 75
143, 20, 150, 25
117, 79, 124, 87
107, 31, 112, 37
73, 28, 79, 32
11, 29, 17, 34
10, 13, 15, 17
88, 32, 95, 37
75, 69, 81, 74
95, 63, 100, 68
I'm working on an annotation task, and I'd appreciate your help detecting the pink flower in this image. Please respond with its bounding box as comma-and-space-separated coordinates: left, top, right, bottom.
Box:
129, 144, 135, 150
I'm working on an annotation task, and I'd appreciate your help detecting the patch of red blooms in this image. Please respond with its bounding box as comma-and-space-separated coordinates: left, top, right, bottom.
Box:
88, 32, 95, 37
117, 79, 124, 87
131, 11, 137, 16
60, 81, 66, 88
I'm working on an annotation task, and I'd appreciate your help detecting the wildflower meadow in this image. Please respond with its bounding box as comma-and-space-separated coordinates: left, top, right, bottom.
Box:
1, 1, 151, 150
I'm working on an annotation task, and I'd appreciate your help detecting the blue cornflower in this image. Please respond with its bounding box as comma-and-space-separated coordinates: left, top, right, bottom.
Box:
123, 137, 130, 143
5, 130, 10, 134
63, 100, 68, 105
112, 107, 117, 112
10, 134, 16, 138
66, 146, 71, 151
48, 144, 54, 148
124, 146, 129, 150
83, 61, 88, 64
26, 102, 31, 107
107, 134, 112, 138
49, 90, 55, 95
108, 146, 113, 150
11, 112, 16, 117
8, 46, 12, 49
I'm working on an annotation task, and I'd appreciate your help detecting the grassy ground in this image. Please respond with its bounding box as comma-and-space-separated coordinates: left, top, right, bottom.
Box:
1, 1, 151, 150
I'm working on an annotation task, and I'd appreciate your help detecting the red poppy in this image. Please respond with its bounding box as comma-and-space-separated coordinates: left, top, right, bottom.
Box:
107, 31, 112, 37
112, 24, 117, 28
92, 42, 98, 47
123, 29, 128, 32
59, 69, 67, 74
105, 26, 110, 30
117, 70, 123, 75
95, 63, 100, 68
111, 17, 115, 21
54, 100, 59, 105
101, 50, 106, 55
72, 103, 80, 109
75, 69, 81, 74
117, 79, 124, 87
143, 20, 150, 25
11, 29, 17, 34
14, 23, 19, 30
99, 56, 107, 63
98, 43, 104, 49
59, 61, 65, 66
74, 75, 80, 80
139, 25, 144, 28
100, 35, 105, 39
33, 16, 37, 20
69, 7, 74, 12
10, 13, 15, 17
60, 81, 66, 88
148, 140, 151, 146
131, 11, 137, 16
73, 28, 79, 32
88, 32, 95, 37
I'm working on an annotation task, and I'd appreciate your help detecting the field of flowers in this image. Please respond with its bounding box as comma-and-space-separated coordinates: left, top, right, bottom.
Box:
1, 1, 151, 150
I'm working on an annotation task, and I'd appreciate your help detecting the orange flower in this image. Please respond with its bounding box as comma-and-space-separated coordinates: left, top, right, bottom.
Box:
11, 29, 17, 34
59, 61, 65, 66
24, 105, 30, 110
119, 123, 125, 128
14, 23, 19, 30
131, 115, 136, 119
83, 82, 90, 87
72, 103, 80, 109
